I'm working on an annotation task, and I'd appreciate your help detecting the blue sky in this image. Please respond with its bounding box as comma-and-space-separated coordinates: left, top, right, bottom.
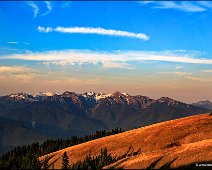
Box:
0, 1, 212, 103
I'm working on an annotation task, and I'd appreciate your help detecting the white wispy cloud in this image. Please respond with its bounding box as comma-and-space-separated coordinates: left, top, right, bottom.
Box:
101, 61, 132, 69
0, 66, 33, 73
37, 26, 52, 33
156, 2, 206, 12
42, 60, 132, 69
37, 26, 150, 40
9, 74, 35, 81
158, 71, 192, 76
139, 1, 154, 6
42, 1, 52, 16
0, 66, 38, 82
7, 42, 19, 44
2, 50, 212, 69
43, 77, 101, 86
186, 76, 212, 82
197, 1, 212, 8
157, 71, 212, 83
27, 1, 53, 18
7, 42, 30, 45
175, 66, 184, 69
200, 70, 212, 73
27, 2, 39, 18
140, 1, 207, 12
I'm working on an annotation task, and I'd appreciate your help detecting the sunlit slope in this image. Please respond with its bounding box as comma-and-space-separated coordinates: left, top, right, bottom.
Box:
39, 113, 212, 169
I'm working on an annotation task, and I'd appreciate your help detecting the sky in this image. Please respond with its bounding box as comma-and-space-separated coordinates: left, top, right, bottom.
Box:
0, 1, 212, 103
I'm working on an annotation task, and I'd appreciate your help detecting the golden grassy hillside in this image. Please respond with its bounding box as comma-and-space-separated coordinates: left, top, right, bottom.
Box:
39, 113, 212, 169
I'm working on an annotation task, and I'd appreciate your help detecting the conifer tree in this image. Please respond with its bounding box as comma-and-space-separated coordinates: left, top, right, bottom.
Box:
61, 151, 69, 169
42, 156, 49, 169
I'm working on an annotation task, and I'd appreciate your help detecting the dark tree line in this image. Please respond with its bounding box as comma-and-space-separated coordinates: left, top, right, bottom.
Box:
59, 147, 119, 170
61, 146, 141, 170
70, 147, 116, 170
0, 127, 122, 169
62, 151, 69, 170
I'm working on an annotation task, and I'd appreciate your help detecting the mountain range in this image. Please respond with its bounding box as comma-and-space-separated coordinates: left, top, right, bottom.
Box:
192, 100, 212, 110
0, 91, 209, 154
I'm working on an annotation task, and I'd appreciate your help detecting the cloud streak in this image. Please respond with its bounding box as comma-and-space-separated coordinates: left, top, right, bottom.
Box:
37, 26, 149, 40
197, 1, 212, 8
27, 1, 53, 18
42, 1, 52, 16
186, 76, 212, 82
158, 71, 192, 77
156, 1, 206, 12
140, 1, 208, 12
157, 71, 212, 83
7, 42, 19, 44
27, 2, 39, 18
175, 66, 184, 69
200, 70, 212, 73
0, 66, 37, 82
0, 66, 33, 73
1, 50, 212, 70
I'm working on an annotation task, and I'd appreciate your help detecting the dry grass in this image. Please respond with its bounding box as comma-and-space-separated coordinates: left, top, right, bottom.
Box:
39, 113, 212, 169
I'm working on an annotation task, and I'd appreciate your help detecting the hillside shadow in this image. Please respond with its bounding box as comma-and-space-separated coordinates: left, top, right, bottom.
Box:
106, 146, 142, 169
159, 157, 178, 169
146, 156, 164, 169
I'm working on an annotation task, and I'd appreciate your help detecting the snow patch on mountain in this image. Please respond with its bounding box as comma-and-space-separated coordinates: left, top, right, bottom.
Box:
82, 92, 112, 101
33, 92, 60, 97
122, 93, 129, 96
9, 93, 28, 99
8, 93, 36, 101
95, 93, 112, 100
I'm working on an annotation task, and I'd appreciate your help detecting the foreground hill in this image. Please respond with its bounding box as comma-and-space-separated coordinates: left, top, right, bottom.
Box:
0, 91, 208, 154
39, 113, 212, 169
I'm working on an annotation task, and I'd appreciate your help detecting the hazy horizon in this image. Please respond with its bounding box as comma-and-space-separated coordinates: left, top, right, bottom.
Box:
0, 1, 212, 103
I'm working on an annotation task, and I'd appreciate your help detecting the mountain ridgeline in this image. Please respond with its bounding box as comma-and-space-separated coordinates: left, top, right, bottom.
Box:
192, 100, 212, 110
0, 91, 209, 154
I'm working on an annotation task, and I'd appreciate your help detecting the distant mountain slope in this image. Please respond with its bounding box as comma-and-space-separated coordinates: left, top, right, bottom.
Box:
0, 117, 48, 154
88, 93, 208, 129
0, 117, 87, 154
39, 113, 212, 169
0, 91, 209, 154
192, 100, 212, 110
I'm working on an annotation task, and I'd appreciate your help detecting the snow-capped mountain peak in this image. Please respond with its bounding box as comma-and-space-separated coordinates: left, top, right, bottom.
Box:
82, 92, 112, 101
121, 93, 129, 96
8, 92, 34, 101
157, 97, 181, 106
83, 92, 96, 97
33, 92, 60, 97
9, 93, 29, 99
95, 93, 112, 100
